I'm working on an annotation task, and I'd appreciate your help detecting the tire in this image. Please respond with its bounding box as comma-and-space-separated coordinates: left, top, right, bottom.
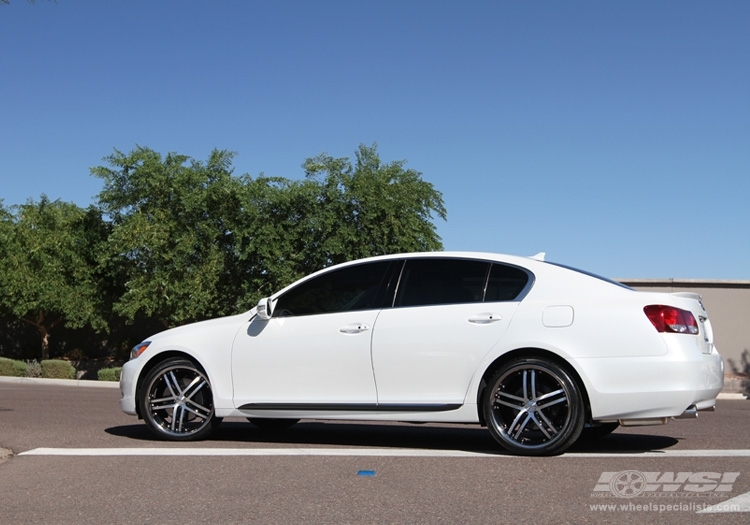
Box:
247, 418, 300, 430
483, 357, 585, 456
138, 358, 216, 441
580, 421, 619, 440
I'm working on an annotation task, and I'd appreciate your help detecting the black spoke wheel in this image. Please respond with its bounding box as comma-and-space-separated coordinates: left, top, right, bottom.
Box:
247, 418, 300, 430
483, 357, 584, 456
138, 358, 216, 441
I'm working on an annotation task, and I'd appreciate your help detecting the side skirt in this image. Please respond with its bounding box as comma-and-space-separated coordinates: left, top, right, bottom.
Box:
238, 403, 462, 412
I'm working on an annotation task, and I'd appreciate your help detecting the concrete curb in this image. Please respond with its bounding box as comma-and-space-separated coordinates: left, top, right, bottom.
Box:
0, 376, 120, 389
724, 378, 750, 394
717, 392, 748, 400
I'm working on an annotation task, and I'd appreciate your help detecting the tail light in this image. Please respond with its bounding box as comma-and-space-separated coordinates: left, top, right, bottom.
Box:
644, 305, 699, 334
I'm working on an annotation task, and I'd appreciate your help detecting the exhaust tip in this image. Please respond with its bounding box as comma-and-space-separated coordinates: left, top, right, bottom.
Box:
673, 405, 698, 420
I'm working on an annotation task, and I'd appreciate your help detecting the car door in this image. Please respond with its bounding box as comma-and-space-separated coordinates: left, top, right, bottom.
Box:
231, 260, 395, 409
371, 258, 529, 406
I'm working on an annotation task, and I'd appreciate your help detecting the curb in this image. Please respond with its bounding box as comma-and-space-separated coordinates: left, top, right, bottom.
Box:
0, 376, 120, 389
723, 378, 750, 394
717, 392, 748, 400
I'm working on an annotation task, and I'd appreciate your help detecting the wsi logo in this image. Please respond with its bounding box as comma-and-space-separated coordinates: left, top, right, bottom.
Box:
593, 471, 740, 498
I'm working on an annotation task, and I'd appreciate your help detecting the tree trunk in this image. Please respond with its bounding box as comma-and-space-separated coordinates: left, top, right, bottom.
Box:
40, 325, 50, 361
21, 310, 61, 361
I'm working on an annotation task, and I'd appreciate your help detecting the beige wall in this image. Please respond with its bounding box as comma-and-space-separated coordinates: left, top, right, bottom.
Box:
620, 280, 750, 374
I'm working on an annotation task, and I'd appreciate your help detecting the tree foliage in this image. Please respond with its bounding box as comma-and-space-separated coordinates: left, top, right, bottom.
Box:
0, 197, 108, 359
92, 146, 244, 327
303, 143, 446, 261
230, 143, 446, 306
0, 143, 446, 359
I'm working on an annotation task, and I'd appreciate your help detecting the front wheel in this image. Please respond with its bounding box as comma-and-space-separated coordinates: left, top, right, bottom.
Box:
138, 358, 217, 441
483, 357, 584, 456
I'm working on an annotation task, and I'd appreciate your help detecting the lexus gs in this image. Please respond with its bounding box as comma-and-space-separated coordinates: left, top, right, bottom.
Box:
119, 252, 723, 456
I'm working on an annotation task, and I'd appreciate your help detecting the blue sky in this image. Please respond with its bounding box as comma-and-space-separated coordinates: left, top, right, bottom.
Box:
1, 1, 748, 279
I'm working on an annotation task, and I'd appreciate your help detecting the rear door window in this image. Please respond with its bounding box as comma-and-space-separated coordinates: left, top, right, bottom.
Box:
395, 259, 489, 307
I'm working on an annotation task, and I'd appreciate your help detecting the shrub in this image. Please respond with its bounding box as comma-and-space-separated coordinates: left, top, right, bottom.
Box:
12, 360, 26, 377
25, 360, 42, 378
41, 359, 76, 379
0, 357, 27, 377
0, 357, 13, 376
97, 367, 122, 382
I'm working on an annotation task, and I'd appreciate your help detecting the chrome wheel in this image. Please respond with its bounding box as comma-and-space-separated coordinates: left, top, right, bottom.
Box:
483, 358, 584, 456
139, 359, 216, 441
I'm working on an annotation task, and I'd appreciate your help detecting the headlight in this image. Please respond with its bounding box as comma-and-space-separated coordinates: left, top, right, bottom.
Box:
130, 341, 151, 360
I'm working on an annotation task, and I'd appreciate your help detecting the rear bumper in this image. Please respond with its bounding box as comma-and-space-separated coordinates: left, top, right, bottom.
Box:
577, 343, 724, 421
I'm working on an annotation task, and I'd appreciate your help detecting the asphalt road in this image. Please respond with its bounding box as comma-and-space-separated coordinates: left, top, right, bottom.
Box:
1, 379, 748, 524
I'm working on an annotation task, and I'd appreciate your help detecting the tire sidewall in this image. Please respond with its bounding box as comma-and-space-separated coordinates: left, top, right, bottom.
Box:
483, 357, 585, 456
138, 358, 216, 441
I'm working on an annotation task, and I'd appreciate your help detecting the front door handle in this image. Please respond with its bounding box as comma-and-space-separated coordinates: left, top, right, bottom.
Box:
339, 323, 371, 334
468, 313, 503, 324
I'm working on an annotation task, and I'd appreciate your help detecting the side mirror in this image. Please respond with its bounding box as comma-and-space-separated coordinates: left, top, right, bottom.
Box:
256, 297, 273, 320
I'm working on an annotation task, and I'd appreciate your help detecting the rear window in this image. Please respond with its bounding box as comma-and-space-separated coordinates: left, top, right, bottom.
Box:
545, 262, 633, 290
485, 263, 531, 301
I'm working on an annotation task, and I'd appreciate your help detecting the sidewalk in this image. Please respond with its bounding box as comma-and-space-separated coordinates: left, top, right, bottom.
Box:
723, 375, 750, 396
0, 375, 119, 389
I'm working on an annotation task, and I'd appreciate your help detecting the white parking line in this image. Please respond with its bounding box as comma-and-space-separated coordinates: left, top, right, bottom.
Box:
18, 447, 501, 457
17, 447, 750, 458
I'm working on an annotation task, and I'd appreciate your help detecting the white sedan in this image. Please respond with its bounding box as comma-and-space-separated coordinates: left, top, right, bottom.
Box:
119, 252, 723, 456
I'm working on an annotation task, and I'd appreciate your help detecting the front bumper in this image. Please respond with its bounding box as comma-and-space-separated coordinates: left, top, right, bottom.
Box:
118, 359, 139, 416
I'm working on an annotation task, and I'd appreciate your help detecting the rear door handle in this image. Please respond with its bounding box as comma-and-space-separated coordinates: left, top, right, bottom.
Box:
339, 323, 371, 334
468, 313, 503, 324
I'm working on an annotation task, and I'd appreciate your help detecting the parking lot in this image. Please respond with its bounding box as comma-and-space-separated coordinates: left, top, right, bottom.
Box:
1, 379, 748, 524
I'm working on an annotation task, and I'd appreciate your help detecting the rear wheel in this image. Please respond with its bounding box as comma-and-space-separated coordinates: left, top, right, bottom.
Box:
138, 358, 216, 441
483, 357, 584, 456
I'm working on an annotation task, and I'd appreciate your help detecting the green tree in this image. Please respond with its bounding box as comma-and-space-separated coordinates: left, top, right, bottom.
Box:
231, 143, 447, 302
0, 197, 108, 360
303, 143, 446, 262
228, 174, 335, 304
92, 146, 245, 327
92, 143, 446, 327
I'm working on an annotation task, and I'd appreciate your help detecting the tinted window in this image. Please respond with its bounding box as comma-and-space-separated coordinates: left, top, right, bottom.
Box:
485, 263, 530, 301
545, 261, 631, 290
395, 259, 489, 307
274, 261, 392, 317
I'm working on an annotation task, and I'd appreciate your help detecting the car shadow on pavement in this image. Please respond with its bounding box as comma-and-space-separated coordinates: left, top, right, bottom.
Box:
105, 419, 679, 455
569, 431, 679, 453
